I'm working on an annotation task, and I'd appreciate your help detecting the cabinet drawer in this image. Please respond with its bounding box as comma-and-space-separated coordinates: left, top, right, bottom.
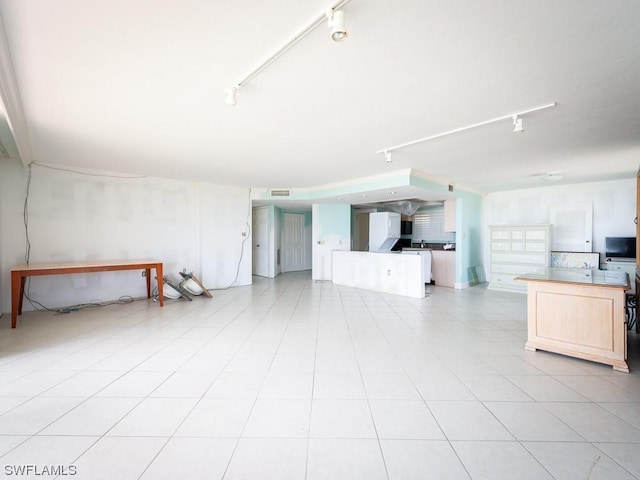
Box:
511, 230, 524, 240
490, 273, 526, 289
491, 230, 510, 240
492, 264, 546, 275
607, 263, 635, 273
491, 241, 510, 251
526, 230, 547, 240
525, 242, 547, 253
492, 253, 548, 265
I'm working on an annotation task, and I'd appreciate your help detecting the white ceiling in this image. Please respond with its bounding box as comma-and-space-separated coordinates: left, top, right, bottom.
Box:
0, 0, 639, 207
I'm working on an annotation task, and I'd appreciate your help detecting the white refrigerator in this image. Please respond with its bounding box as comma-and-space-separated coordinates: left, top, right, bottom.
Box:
369, 212, 401, 252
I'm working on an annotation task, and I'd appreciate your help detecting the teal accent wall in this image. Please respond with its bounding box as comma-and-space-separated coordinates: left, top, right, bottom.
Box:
455, 191, 483, 286
312, 203, 351, 280
315, 204, 351, 239
409, 175, 483, 286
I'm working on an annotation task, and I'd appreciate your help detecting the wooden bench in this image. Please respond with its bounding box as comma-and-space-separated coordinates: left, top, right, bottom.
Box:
10, 260, 164, 328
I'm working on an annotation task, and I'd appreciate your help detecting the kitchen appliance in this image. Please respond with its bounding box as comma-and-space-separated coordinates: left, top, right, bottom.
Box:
369, 212, 401, 252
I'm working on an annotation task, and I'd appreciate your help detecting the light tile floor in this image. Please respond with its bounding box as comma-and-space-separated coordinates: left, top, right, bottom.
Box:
1, 271, 639, 479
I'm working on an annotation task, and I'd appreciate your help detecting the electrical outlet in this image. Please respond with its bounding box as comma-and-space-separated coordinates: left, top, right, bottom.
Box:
241, 231, 247, 237
387, 270, 391, 276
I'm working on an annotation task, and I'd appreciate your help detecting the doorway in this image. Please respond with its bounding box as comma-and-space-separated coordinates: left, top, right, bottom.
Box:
252, 206, 269, 277
282, 213, 307, 272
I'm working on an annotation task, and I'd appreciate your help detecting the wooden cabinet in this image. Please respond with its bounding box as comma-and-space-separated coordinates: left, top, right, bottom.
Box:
431, 250, 455, 287
444, 199, 456, 232
520, 272, 629, 372
488, 224, 551, 293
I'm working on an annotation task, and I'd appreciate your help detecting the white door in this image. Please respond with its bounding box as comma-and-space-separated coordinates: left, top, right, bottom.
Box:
282, 213, 306, 272
550, 202, 593, 252
252, 207, 269, 277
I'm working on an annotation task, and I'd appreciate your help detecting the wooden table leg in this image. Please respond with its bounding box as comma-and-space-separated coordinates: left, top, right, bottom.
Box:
156, 263, 164, 306
18, 277, 26, 315
145, 268, 151, 298
11, 271, 23, 328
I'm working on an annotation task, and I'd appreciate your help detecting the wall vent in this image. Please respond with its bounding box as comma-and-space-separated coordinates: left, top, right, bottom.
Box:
270, 189, 290, 197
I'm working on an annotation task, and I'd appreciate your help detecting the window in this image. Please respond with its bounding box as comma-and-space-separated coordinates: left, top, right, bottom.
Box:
411, 207, 449, 243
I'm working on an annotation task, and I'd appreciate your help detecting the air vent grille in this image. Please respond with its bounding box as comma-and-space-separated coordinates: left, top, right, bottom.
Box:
270, 189, 290, 197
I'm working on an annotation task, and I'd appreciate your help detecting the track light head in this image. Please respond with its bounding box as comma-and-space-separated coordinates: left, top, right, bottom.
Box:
328, 9, 347, 42
512, 115, 524, 133
225, 85, 239, 106
384, 151, 392, 163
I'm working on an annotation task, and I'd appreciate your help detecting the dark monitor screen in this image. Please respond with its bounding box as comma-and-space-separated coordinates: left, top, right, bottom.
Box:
605, 237, 636, 259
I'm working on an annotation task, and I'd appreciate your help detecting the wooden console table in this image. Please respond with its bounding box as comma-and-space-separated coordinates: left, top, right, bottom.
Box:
517, 268, 630, 372
10, 260, 164, 328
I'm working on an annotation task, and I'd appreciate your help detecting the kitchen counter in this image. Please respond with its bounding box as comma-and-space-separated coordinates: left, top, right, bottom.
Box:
431, 250, 456, 287
331, 251, 425, 298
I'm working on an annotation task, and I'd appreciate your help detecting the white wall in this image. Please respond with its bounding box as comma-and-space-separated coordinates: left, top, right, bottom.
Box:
199, 184, 252, 288
0, 159, 29, 314
312, 203, 351, 281
483, 178, 635, 270
0, 160, 251, 313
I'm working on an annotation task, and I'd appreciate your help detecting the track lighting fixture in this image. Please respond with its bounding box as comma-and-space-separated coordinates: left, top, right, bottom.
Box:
384, 151, 392, 163
224, 0, 351, 105
512, 115, 524, 133
376, 102, 557, 158
225, 86, 239, 106
328, 9, 347, 42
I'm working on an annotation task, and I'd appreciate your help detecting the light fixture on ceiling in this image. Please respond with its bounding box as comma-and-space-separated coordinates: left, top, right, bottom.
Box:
328, 9, 347, 42
537, 172, 563, 182
225, 86, 239, 106
224, 0, 351, 106
376, 102, 557, 158
512, 115, 524, 133
384, 151, 392, 163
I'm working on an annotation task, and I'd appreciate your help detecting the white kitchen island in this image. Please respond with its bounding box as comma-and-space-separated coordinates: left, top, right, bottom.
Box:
331, 251, 425, 298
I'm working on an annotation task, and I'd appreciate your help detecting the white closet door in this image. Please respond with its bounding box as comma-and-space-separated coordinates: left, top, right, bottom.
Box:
282, 213, 306, 272
550, 202, 593, 252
